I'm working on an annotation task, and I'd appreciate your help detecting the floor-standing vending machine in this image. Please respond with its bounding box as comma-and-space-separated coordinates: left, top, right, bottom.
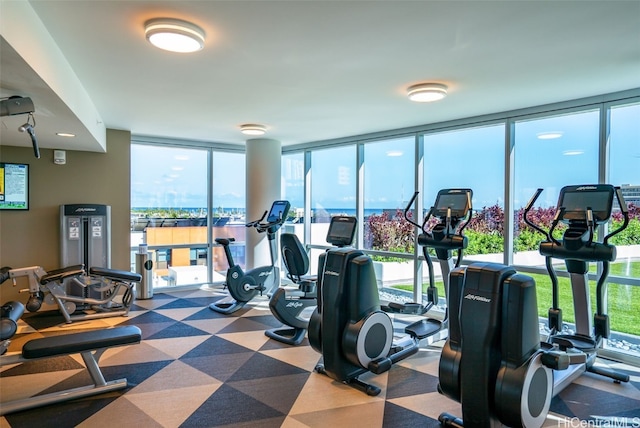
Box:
61, 204, 111, 297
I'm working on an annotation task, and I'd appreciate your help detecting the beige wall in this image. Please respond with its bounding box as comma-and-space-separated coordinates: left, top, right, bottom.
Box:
0, 129, 131, 303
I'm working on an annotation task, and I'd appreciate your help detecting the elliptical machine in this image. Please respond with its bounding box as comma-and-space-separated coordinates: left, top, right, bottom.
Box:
209, 200, 291, 315
437, 184, 630, 428
308, 218, 427, 396
383, 188, 472, 342
266, 215, 357, 346
522, 184, 630, 386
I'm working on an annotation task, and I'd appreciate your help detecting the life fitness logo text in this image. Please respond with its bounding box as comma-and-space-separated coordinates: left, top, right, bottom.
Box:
464, 293, 491, 303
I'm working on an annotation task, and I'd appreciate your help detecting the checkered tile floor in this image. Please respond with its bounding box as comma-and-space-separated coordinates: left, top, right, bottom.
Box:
1, 287, 639, 427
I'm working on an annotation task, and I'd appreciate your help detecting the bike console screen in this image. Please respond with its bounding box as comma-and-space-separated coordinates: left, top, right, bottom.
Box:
267, 200, 291, 224
557, 185, 614, 223
326, 216, 357, 247
433, 189, 472, 218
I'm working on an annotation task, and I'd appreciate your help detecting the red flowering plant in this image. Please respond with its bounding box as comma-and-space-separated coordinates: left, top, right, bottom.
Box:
366, 202, 639, 259
365, 209, 415, 262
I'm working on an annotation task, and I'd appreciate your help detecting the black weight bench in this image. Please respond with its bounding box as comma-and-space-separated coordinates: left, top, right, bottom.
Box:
89, 266, 142, 283
39, 264, 85, 284
0, 325, 142, 415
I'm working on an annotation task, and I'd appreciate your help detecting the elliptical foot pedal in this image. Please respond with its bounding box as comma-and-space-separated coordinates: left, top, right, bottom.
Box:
385, 302, 424, 314
551, 334, 597, 353
405, 318, 441, 340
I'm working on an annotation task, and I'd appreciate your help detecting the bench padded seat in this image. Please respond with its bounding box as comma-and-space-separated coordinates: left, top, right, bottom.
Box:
22, 325, 142, 359
89, 267, 142, 283
40, 265, 84, 284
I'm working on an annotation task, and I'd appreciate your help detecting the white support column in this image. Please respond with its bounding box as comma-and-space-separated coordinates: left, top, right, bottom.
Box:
246, 138, 282, 269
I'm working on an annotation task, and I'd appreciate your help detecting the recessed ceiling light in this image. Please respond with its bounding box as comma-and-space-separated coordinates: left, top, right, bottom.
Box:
537, 131, 564, 140
386, 150, 403, 157
240, 124, 267, 136
407, 83, 448, 102
174, 155, 190, 161
56, 132, 75, 137
145, 18, 205, 53
563, 150, 584, 156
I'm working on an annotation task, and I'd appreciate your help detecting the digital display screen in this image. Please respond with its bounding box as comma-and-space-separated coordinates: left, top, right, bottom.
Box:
267, 200, 290, 223
434, 190, 471, 217
0, 163, 29, 210
326, 216, 357, 246
559, 187, 614, 222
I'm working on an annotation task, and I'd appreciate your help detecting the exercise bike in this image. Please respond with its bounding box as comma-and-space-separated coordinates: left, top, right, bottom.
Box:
437, 184, 630, 428
209, 200, 291, 315
2, 264, 140, 324
383, 188, 472, 343
308, 221, 430, 396
265, 215, 357, 345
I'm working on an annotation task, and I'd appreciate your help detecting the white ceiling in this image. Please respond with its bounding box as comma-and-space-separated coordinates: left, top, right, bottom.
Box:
1, 0, 639, 154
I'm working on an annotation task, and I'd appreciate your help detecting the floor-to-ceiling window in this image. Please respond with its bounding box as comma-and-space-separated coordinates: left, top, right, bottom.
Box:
419, 124, 505, 298
131, 141, 245, 288
280, 152, 306, 276
281, 152, 305, 239
131, 144, 209, 287
211, 151, 246, 281
306, 145, 357, 274
512, 110, 600, 335
604, 102, 640, 355
362, 137, 415, 297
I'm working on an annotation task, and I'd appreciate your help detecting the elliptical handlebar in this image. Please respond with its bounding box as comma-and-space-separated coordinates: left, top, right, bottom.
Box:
523, 187, 564, 247
547, 208, 563, 247
403, 191, 426, 231
523, 188, 549, 239
456, 192, 473, 237
604, 187, 630, 245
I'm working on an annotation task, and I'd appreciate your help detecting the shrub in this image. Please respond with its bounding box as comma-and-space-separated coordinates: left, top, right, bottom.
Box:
609, 218, 640, 245
365, 201, 639, 259
465, 230, 504, 255
366, 209, 415, 260
467, 204, 504, 235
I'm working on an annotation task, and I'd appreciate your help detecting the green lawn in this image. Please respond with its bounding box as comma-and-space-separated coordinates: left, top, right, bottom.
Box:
390, 260, 640, 336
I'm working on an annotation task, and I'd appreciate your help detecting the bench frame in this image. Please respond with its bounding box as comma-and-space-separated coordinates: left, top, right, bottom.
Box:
0, 325, 141, 415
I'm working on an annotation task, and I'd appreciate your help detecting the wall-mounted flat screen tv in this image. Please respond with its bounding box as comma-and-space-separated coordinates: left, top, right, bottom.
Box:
0, 162, 29, 210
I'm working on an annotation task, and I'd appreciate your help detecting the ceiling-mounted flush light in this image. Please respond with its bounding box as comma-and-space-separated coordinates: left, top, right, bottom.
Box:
56, 132, 75, 137
145, 18, 205, 53
240, 124, 267, 136
407, 83, 448, 102
563, 150, 584, 156
537, 131, 564, 140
